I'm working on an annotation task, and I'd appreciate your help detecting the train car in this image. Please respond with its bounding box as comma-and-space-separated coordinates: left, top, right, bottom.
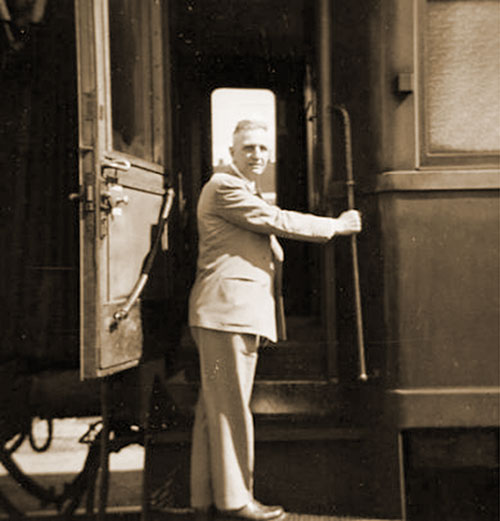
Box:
0, 0, 498, 519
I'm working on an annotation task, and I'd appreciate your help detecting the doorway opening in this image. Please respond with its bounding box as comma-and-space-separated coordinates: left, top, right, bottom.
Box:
211, 88, 277, 204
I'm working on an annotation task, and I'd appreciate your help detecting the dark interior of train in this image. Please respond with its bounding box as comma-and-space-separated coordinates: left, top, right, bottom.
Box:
169, 0, 333, 379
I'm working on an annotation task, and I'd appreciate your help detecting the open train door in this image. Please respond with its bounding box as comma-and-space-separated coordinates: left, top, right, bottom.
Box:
74, 0, 171, 379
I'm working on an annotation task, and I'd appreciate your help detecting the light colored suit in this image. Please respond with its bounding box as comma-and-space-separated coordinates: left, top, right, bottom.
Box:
188, 168, 341, 510
188, 169, 338, 342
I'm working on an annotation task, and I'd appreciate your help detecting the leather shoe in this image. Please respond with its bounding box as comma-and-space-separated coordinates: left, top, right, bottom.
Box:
218, 499, 285, 520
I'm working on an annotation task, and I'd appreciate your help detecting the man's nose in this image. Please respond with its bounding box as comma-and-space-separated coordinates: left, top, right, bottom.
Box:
252, 146, 264, 158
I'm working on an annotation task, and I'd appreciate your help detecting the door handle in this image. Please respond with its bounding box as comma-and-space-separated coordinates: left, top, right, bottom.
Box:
101, 158, 131, 173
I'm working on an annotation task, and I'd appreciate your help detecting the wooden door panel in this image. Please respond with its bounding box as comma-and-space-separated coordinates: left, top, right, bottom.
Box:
75, 0, 168, 379
100, 303, 142, 371
107, 185, 164, 300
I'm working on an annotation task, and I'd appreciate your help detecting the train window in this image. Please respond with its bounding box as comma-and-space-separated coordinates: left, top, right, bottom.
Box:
108, 0, 163, 164
422, 0, 500, 163
211, 88, 276, 203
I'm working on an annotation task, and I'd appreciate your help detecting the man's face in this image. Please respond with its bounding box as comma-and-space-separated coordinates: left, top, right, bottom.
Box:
230, 128, 271, 179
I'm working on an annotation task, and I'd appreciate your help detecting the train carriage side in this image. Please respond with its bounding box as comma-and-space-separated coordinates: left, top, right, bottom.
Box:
331, 1, 500, 519
146, 1, 500, 518
0, 0, 498, 520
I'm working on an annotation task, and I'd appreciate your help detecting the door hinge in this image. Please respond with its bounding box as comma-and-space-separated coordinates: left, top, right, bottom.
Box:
83, 92, 97, 120
68, 184, 95, 213
85, 185, 95, 212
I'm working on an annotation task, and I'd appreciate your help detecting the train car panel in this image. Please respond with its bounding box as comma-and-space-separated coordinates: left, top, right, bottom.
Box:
378, 189, 499, 389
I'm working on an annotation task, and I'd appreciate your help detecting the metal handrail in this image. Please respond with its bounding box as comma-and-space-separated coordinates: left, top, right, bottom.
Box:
334, 105, 368, 381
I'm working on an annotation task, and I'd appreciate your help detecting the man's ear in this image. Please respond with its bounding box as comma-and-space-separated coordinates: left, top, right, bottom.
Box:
229, 146, 234, 158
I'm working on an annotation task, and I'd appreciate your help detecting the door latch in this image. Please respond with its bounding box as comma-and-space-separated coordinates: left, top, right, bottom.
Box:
101, 158, 130, 178
100, 184, 129, 216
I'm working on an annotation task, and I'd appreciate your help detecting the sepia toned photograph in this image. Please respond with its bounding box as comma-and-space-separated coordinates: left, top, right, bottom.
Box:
0, 1, 499, 520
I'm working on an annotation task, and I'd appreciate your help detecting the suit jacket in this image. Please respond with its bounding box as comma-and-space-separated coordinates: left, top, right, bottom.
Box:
188, 169, 340, 342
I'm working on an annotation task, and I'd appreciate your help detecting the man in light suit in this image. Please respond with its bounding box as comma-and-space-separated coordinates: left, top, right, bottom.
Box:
189, 120, 361, 520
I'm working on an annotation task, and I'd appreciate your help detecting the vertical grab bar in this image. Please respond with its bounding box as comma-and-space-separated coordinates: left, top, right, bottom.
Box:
334, 105, 368, 381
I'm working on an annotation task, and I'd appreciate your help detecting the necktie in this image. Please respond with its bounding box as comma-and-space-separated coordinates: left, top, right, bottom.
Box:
255, 188, 287, 341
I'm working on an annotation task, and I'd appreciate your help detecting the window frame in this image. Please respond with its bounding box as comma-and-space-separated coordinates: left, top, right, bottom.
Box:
102, 0, 165, 171
417, 0, 500, 168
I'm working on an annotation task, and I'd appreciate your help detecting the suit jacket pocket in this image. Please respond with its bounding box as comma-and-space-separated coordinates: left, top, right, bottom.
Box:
219, 277, 265, 302
218, 277, 272, 326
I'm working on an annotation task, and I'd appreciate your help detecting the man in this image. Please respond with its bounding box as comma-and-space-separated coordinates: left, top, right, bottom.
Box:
189, 120, 361, 520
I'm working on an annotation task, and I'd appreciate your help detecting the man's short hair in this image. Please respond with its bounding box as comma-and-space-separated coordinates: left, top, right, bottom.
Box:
233, 120, 269, 137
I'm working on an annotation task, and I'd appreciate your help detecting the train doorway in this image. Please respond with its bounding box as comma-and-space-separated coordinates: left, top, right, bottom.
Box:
169, 0, 352, 384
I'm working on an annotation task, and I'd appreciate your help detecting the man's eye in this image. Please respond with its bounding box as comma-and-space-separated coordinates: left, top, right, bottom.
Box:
243, 145, 267, 153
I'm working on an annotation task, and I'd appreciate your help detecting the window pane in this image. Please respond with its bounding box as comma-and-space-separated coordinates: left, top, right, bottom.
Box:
109, 0, 153, 161
425, 0, 500, 153
211, 88, 276, 204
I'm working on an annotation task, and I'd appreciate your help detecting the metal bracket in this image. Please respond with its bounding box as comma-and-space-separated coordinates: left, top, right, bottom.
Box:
68, 185, 95, 213
101, 158, 130, 176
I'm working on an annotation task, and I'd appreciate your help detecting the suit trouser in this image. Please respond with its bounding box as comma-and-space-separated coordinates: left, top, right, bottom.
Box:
190, 326, 259, 510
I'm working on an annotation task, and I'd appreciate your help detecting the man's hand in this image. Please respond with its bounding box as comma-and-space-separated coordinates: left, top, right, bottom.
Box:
336, 209, 362, 236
